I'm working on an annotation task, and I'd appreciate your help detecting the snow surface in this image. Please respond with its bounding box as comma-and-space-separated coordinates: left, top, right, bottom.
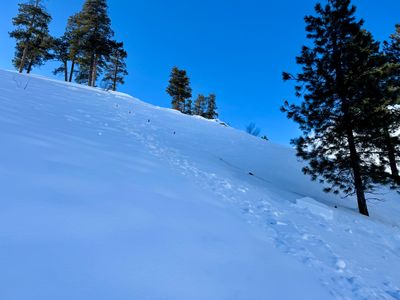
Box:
0, 69, 399, 299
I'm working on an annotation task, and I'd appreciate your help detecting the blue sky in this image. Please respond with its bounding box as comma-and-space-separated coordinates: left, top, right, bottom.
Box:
1, 0, 399, 144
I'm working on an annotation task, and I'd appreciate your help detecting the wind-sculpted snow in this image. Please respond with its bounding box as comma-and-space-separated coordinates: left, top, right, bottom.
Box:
0, 70, 399, 299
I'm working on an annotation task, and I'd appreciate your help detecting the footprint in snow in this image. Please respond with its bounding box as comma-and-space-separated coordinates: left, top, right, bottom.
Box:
336, 259, 346, 272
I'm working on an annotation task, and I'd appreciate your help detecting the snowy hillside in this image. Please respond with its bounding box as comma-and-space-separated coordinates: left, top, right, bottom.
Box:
0, 69, 399, 300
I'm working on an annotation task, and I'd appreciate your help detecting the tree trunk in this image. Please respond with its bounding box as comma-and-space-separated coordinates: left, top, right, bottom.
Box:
91, 54, 99, 87
112, 62, 118, 91
332, 33, 369, 216
26, 59, 34, 74
88, 53, 95, 87
384, 129, 400, 185
346, 126, 369, 216
69, 59, 75, 82
19, 46, 29, 73
64, 61, 68, 82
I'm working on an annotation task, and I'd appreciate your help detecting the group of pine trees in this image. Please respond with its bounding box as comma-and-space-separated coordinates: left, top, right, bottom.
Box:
9, 0, 128, 91
166, 67, 218, 119
283, 0, 400, 216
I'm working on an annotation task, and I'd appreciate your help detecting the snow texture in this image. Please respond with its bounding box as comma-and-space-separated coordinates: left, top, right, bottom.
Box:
0, 70, 399, 299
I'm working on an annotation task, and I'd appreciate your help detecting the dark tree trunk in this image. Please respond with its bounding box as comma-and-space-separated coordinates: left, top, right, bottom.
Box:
346, 126, 369, 216
332, 34, 369, 216
26, 59, 34, 74
19, 46, 29, 73
63, 61, 68, 82
91, 54, 99, 87
69, 59, 75, 82
88, 52, 95, 86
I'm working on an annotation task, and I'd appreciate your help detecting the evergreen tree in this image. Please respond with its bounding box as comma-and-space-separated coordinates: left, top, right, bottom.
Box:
75, 0, 114, 87
102, 41, 128, 91
246, 123, 261, 137
184, 99, 193, 115
378, 25, 400, 186
356, 60, 400, 188
52, 35, 70, 81
355, 25, 400, 189
166, 67, 192, 112
193, 94, 207, 116
13, 31, 53, 73
384, 25, 400, 61
10, 0, 52, 73
282, 0, 385, 216
64, 13, 84, 82
53, 12, 85, 83
74, 63, 91, 85
205, 93, 218, 119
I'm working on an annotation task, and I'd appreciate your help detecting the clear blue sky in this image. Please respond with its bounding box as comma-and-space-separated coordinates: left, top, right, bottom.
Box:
1, 0, 399, 144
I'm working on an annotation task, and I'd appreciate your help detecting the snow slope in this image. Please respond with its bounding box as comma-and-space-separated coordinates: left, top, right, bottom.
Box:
0, 69, 399, 300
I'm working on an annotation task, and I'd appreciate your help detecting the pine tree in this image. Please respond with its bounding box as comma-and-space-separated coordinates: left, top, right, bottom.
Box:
193, 94, 207, 116
102, 41, 128, 91
378, 25, 400, 186
13, 31, 53, 73
355, 25, 400, 189
184, 99, 193, 115
166, 67, 192, 112
385, 25, 400, 61
246, 123, 261, 137
356, 65, 400, 188
282, 0, 385, 216
9, 0, 52, 73
205, 94, 218, 119
52, 35, 70, 81
75, 0, 114, 87
64, 13, 84, 82
74, 63, 91, 85
52, 12, 84, 82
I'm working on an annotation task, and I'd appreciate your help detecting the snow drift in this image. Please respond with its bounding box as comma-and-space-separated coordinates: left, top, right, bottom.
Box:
0, 69, 399, 300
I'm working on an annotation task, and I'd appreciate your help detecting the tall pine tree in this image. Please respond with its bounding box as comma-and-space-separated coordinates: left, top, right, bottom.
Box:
356, 25, 400, 189
166, 67, 192, 112
53, 13, 85, 82
102, 41, 128, 91
282, 0, 385, 216
184, 99, 193, 115
10, 0, 52, 73
65, 13, 85, 82
378, 25, 400, 186
52, 35, 70, 81
205, 94, 218, 119
75, 0, 114, 87
193, 94, 207, 116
